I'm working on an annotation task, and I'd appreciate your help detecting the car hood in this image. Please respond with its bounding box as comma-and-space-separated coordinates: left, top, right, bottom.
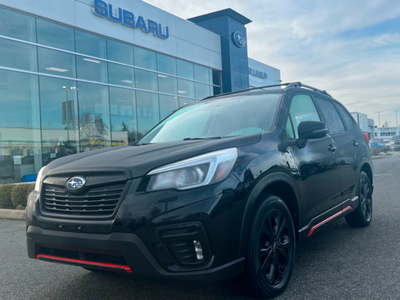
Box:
43, 134, 261, 179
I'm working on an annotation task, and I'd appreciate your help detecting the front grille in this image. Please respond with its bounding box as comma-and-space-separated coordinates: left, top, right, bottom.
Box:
42, 182, 126, 217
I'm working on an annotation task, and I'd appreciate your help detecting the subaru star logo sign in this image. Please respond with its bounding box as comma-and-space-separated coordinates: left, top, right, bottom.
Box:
232, 31, 246, 48
66, 177, 86, 191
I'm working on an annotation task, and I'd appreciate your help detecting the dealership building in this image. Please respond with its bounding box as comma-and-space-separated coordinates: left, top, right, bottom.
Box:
0, 0, 281, 183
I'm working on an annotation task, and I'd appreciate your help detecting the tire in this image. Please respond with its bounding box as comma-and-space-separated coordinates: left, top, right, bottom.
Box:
345, 171, 372, 227
238, 194, 296, 299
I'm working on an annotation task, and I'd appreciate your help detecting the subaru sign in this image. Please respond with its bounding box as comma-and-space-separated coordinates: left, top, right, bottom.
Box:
92, 0, 169, 39
249, 67, 268, 79
232, 31, 246, 48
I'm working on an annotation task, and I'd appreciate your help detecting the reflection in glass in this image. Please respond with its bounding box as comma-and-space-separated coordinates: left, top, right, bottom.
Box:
77, 56, 108, 83
178, 79, 195, 98
108, 63, 135, 88
75, 30, 106, 58
137, 91, 159, 138
178, 98, 196, 107
110, 87, 137, 145
39, 77, 79, 165
159, 95, 178, 120
0, 69, 40, 183
135, 69, 157, 91
177, 59, 194, 79
158, 74, 177, 94
107, 39, 134, 65
157, 53, 176, 75
195, 83, 212, 99
37, 19, 74, 51
78, 82, 111, 151
38, 48, 76, 78
134, 47, 156, 70
194, 65, 211, 84
0, 7, 35, 42
0, 38, 37, 71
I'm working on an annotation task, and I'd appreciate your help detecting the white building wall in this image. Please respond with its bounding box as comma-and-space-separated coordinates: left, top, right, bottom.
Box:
248, 58, 281, 87
0, 0, 222, 70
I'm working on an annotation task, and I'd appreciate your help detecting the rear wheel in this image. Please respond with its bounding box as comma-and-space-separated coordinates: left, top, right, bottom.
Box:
345, 171, 372, 227
238, 194, 295, 298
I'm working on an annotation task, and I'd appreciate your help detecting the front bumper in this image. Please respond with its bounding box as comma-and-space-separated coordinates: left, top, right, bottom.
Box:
27, 225, 244, 281
26, 174, 248, 281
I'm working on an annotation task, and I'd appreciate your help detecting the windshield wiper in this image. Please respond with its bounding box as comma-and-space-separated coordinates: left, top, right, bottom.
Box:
183, 137, 222, 140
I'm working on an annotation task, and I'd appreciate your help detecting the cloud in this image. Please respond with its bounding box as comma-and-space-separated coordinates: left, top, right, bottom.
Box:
144, 0, 400, 126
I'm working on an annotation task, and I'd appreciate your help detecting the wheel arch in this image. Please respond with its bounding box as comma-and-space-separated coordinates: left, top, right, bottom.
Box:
360, 162, 373, 188
239, 171, 301, 256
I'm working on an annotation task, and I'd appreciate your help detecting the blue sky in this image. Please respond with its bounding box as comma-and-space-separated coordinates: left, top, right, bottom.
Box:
145, 0, 400, 127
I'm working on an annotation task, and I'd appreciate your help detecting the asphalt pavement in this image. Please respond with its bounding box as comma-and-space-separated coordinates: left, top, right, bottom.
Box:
1, 153, 399, 300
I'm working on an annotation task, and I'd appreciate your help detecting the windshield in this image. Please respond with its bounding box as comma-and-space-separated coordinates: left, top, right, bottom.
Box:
139, 93, 281, 144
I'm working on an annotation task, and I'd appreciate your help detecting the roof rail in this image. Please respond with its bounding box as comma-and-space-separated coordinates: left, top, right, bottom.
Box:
202, 82, 331, 100
202, 82, 295, 100
288, 82, 332, 97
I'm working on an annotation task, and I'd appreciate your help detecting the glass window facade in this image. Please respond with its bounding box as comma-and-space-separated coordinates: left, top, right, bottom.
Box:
0, 6, 222, 183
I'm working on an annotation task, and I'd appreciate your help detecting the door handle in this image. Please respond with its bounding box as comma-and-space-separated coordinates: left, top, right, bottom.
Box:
353, 140, 358, 146
328, 144, 337, 152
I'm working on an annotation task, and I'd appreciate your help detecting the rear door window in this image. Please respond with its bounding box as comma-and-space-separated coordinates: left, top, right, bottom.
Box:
334, 102, 355, 130
315, 97, 345, 134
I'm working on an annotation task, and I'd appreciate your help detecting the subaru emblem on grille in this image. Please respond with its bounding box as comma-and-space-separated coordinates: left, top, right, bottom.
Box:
66, 177, 86, 191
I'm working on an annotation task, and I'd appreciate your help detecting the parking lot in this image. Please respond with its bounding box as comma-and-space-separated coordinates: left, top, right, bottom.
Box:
1, 152, 399, 300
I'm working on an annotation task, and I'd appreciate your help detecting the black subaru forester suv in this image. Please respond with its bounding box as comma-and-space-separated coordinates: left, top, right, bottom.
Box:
26, 82, 373, 298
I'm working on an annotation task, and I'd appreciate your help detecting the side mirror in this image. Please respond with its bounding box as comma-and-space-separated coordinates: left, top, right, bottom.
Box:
298, 121, 327, 140
296, 121, 327, 148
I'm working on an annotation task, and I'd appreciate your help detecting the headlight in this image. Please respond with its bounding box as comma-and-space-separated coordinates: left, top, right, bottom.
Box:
146, 148, 238, 191
34, 167, 45, 193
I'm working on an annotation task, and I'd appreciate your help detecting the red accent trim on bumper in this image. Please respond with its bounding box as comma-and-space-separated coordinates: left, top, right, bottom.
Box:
308, 206, 353, 237
36, 254, 132, 273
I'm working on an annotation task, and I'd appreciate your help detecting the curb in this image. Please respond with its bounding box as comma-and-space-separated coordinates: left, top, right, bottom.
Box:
0, 209, 26, 220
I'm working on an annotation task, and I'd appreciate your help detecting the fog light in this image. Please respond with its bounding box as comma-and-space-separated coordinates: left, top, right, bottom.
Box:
193, 240, 203, 261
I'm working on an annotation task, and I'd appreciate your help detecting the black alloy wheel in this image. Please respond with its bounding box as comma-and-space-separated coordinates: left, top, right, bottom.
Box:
345, 171, 373, 227
239, 194, 295, 298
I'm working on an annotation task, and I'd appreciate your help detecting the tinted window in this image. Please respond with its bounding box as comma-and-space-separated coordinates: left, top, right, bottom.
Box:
107, 39, 133, 65
194, 65, 211, 84
135, 69, 157, 91
37, 19, 74, 51
76, 56, 108, 83
334, 102, 354, 130
108, 63, 135, 88
77, 82, 111, 151
157, 53, 176, 75
316, 98, 345, 134
38, 48, 76, 78
158, 74, 177, 94
177, 59, 194, 79
0, 7, 35, 42
75, 30, 106, 58
134, 47, 156, 70
109, 87, 137, 145
288, 94, 321, 138
0, 39, 37, 71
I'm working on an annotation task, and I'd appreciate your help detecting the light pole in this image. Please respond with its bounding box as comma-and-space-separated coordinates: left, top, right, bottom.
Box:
62, 86, 76, 142
376, 111, 382, 128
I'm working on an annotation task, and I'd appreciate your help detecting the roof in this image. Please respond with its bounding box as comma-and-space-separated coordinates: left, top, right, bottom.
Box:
188, 8, 252, 25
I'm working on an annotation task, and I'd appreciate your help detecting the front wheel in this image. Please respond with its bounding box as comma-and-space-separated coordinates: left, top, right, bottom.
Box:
238, 194, 296, 298
345, 171, 372, 227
